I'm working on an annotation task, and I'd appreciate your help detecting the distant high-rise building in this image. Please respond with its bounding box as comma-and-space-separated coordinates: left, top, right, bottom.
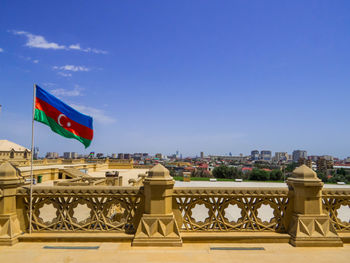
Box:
118, 153, 124, 159
322, 155, 334, 161
155, 153, 162, 159
63, 152, 78, 159
200, 152, 204, 158
260, 150, 272, 161
251, 150, 259, 161
317, 158, 333, 174
63, 152, 71, 159
124, 153, 131, 159
308, 155, 319, 162
46, 152, 59, 159
96, 153, 104, 158
132, 153, 143, 160
275, 152, 288, 162
292, 150, 307, 162
298, 157, 312, 168
111, 153, 117, 158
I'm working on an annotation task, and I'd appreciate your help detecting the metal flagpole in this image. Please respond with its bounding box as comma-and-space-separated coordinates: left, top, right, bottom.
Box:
29, 84, 36, 234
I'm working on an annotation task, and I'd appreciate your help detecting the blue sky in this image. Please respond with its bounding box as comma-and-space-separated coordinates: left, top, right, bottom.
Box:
1, 1, 350, 158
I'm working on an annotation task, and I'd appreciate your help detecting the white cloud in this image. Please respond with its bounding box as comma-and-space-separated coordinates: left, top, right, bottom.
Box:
84, 48, 108, 54
42, 82, 56, 88
13, 30, 66, 49
0, 48, 3, 52
69, 44, 107, 54
17, 55, 39, 64
57, 72, 72, 77
51, 85, 83, 97
53, 65, 90, 72
69, 44, 81, 50
70, 104, 116, 124
12, 30, 107, 54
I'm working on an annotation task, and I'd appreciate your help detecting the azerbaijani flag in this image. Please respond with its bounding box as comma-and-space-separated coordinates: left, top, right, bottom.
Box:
34, 85, 93, 148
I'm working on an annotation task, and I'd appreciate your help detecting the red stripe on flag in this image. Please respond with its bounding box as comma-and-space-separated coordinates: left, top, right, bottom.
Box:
35, 97, 93, 140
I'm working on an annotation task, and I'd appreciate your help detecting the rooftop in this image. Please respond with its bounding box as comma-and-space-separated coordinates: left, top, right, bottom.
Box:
0, 140, 30, 152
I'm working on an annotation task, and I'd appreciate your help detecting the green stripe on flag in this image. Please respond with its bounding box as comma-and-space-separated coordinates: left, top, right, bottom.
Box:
34, 108, 91, 148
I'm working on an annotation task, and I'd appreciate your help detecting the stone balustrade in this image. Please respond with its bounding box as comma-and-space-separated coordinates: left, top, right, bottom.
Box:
173, 187, 290, 232
0, 163, 349, 247
2, 158, 135, 169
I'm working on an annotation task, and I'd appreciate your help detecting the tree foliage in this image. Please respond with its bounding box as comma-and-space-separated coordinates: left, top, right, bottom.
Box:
249, 168, 270, 181
212, 165, 242, 179
270, 169, 283, 181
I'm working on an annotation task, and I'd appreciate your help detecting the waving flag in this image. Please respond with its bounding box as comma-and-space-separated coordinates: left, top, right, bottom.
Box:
34, 85, 93, 148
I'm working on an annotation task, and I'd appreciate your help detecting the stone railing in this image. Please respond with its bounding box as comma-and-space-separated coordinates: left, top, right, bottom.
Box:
322, 188, 350, 232
9, 157, 133, 169
173, 187, 290, 232
16, 186, 143, 233
134, 164, 154, 169
53, 177, 108, 186
46, 159, 63, 164
61, 159, 85, 164
0, 162, 349, 247
52, 176, 122, 186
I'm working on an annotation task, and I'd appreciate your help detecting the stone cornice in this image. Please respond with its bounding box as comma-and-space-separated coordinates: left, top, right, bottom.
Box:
17, 186, 142, 196
173, 187, 288, 196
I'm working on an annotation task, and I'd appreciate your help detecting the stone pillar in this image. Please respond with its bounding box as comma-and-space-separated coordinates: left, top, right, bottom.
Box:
132, 164, 182, 246
0, 162, 23, 245
287, 165, 342, 247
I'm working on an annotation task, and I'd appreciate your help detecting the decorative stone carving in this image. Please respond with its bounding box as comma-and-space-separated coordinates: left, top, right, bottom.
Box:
0, 162, 23, 245
322, 189, 350, 232
287, 165, 343, 247
174, 188, 289, 232
24, 188, 143, 232
133, 164, 182, 246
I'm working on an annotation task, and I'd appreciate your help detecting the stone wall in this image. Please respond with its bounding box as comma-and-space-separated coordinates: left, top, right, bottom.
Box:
0, 163, 348, 247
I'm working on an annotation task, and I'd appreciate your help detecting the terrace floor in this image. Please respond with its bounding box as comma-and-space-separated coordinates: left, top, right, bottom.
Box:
0, 242, 349, 263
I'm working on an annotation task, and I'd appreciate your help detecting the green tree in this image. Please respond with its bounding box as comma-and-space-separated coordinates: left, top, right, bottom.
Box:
249, 168, 270, 181
336, 168, 346, 176
285, 162, 298, 173
270, 169, 283, 181
212, 165, 229, 179
226, 166, 241, 179
317, 172, 328, 183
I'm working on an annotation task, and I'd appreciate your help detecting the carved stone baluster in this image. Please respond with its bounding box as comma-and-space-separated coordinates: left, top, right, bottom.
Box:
0, 162, 24, 245
287, 165, 343, 247
132, 164, 182, 246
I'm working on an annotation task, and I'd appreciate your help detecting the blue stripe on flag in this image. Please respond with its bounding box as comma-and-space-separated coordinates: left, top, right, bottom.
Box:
36, 85, 93, 129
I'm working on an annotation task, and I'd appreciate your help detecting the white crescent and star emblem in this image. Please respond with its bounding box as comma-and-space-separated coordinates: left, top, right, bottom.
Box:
57, 114, 71, 127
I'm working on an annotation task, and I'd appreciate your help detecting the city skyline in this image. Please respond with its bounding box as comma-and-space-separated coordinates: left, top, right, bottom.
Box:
1, 1, 350, 157
27, 147, 350, 161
